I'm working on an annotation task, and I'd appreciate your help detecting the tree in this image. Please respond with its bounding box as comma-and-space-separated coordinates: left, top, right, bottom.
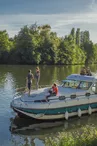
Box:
0, 26, 95, 65
80, 30, 90, 49
0, 30, 12, 63
83, 41, 94, 64
70, 28, 75, 43
76, 28, 80, 47
14, 25, 41, 64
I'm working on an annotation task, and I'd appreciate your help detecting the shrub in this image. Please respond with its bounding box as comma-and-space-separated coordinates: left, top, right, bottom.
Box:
45, 125, 97, 146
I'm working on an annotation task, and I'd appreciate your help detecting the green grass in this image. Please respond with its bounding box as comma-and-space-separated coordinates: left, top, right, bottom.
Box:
45, 125, 97, 146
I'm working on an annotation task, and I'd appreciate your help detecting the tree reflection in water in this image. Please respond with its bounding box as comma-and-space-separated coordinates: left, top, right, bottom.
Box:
10, 116, 64, 146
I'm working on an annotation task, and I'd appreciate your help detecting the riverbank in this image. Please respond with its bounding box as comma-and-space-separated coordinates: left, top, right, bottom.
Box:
45, 125, 97, 146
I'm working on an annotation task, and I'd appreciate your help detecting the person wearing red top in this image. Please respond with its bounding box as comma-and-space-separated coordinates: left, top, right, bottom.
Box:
46, 83, 58, 100
52, 83, 58, 95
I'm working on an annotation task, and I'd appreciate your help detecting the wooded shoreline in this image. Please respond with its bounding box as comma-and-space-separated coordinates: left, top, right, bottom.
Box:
0, 24, 97, 65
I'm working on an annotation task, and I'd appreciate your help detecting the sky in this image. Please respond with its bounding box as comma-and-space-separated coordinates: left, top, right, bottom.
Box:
0, 0, 97, 42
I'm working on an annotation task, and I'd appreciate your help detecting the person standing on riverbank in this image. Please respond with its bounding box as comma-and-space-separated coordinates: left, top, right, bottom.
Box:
34, 67, 40, 89
26, 69, 34, 96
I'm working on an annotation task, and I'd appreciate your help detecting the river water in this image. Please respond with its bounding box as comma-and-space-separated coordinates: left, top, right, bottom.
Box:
0, 64, 97, 146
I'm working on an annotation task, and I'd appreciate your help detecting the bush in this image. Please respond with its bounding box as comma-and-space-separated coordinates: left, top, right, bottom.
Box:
45, 125, 97, 146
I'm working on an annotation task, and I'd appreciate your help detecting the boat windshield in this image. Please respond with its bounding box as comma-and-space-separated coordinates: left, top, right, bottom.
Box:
62, 80, 92, 90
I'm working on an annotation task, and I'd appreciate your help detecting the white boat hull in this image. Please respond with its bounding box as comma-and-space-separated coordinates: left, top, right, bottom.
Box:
13, 107, 97, 120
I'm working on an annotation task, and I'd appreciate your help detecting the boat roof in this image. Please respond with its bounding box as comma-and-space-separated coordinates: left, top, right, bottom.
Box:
63, 74, 97, 82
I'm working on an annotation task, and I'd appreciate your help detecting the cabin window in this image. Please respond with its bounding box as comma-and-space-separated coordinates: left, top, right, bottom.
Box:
62, 80, 80, 88
62, 80, 92, 90
78, 81, 92, 90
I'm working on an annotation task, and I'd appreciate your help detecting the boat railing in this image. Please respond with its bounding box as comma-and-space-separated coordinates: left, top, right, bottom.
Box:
16, 92, 96, 104
13, 92, 22, 99
13, 85, 51, 100
53, 92, 94, 101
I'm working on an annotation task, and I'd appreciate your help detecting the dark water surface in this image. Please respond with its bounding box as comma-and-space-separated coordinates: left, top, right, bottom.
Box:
0, 65, 97, 146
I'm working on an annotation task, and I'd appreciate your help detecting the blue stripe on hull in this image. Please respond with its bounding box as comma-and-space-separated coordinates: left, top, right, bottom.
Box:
17, 103, 97, 115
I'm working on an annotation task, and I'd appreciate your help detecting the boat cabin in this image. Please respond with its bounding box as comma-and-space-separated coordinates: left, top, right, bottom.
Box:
62, 74, 97, 94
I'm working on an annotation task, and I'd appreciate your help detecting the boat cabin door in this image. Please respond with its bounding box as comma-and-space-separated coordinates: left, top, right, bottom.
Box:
91, 82, 97, 94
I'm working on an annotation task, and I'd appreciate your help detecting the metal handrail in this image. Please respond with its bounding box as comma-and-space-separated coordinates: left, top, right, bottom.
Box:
13, 92, 22, 99
13, 91, 96, 103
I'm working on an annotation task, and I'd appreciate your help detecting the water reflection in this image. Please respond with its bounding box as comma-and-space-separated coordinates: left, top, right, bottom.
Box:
0, 65, 85, 89
10, 113, 97, 146
0, 65, 97, 89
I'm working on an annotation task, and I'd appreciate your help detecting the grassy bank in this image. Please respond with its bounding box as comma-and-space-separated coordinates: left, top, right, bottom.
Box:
45, 125, 97, 146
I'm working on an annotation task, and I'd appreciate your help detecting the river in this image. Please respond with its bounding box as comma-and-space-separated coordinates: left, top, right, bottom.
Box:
0, 64, 97, 146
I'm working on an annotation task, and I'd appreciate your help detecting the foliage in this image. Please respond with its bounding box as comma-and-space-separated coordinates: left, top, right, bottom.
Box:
0, 30, 13, 63
0, 24, 97, 65
45, 125, 97, 146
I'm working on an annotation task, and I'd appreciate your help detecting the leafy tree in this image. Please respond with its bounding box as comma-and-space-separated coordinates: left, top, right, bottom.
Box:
83, 41, 94, 64
93, 44, 97, 63
70, 28, 75, 43
0, 26, 96, 65
76, 28, 80, 47
14, 25, 41, 64
80, 30, 90, 48
0, 30, 12, 63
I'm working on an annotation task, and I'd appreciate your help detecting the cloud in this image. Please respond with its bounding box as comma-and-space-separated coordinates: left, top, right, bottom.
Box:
89, 0, 95, 9
88, 0, 97, 12
0, 12, 97, 42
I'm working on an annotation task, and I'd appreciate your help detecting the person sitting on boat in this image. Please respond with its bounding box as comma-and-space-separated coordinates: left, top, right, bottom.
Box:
26, 69, 34, 96
46, 83, 58, 99
52, 83, 58, 96
80, 67, 86, 75
48, 84, 55, 94
86, 67, 92, 76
